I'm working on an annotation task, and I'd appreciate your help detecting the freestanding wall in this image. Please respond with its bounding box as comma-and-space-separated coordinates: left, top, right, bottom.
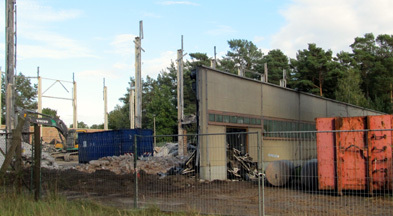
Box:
196, 66, 383, 180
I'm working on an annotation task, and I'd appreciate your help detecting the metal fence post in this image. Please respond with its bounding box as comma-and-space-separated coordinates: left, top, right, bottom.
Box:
257, 131, 265, 216
34, 125, 41, 201
134, 134, 138, 208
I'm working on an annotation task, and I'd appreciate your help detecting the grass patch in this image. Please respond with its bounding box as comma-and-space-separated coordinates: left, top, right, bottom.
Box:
0, 189, 202, 216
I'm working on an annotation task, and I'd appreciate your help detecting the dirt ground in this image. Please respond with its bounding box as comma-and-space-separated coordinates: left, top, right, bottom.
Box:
5, 168, 393, 216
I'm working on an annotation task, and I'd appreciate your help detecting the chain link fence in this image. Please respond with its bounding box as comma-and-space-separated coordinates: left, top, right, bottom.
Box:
262, 129, 393, 215
1, 129, 393, 215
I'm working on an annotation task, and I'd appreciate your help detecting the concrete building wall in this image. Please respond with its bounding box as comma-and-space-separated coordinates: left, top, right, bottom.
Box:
197, 66, 384, 180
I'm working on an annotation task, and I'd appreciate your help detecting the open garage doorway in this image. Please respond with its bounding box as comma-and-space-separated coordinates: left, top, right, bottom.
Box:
226, 128, 247, 154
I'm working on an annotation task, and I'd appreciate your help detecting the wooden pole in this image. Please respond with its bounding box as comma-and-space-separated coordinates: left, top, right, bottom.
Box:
153, 117, 156, 148
134, 36, 142, 129
34, 124, 41, 201
73, 77, 77, 129
0, 116, 25, 176
5, 0, 16, 134
130, 83, 135, 129
104, 79, 108, 130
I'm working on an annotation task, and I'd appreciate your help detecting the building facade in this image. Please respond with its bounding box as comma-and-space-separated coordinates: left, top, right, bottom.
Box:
195, 66, 383, 180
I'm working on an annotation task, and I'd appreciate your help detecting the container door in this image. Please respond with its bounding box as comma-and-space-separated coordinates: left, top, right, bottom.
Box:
316, 117, 335, 190
335, 117, 367, 195
367, 115, 392, 194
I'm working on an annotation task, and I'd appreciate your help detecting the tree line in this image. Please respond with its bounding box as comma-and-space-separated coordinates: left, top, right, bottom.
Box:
3, 33, 392, 133
109, 33, 393, 135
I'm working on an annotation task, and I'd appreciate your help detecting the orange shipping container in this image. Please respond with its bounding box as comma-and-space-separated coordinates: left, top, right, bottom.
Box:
316, 115, 393, 195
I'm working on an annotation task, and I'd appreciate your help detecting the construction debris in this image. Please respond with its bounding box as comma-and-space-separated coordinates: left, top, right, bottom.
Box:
74, 154, 187, 175
21, 142, 59, 169
227, 148, 258, 180
0, 135, 59, 170
74, 142, 195, 175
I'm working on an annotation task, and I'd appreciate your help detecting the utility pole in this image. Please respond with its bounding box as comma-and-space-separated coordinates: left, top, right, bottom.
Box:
134, 21, 144, 129
72, 73, 77, 129
262, 63, 268, 82
6, 0, 17, 135
103, 78, 108, 130
37, 67, 42, 114
37, 67, 43, 137
210, 46, 217, 68
129, 82, 135, 129
177, 35, 186, 156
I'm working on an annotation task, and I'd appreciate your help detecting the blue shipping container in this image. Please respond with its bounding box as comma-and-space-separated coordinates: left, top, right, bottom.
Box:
78, 129, 154, 163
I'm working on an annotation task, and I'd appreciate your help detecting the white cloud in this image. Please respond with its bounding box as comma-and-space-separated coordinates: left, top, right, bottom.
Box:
19, 31, 96, 59
18, 0, 82, 23
158, 1, 199, 6
78, 69, 120, 79
143, 51, 177, 78
110, 34, 137, 57
271, 0, 393, 58
253, 36, 265, 43
206, 25, 236, 36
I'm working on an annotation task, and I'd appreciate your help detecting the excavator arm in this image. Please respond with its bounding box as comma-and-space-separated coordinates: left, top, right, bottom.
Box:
17, 108, 69, 141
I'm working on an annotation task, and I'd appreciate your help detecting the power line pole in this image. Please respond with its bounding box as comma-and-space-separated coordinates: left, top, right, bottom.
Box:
177, 35, 186, 156
129, 82, 135, 129
72, 73, 77, 129
5, 0, 17, 135
103, 78, 108, 130
134, 21, 144, 129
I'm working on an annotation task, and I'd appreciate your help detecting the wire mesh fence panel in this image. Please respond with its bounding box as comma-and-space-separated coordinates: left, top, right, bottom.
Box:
137, 132, 261, 216
262, 130, 393, 215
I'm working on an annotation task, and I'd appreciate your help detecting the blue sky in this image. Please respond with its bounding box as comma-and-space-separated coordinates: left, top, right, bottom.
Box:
1, 0, 393, 126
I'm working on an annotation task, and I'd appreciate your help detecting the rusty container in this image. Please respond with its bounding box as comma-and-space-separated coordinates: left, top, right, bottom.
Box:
316, 115, 393, 195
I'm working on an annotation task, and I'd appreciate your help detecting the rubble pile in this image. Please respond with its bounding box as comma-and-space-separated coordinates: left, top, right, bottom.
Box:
227, 148, 258, 180
21, 142, 59, 169
0, 135, 59, 169
75, 143, 191, 175
159, 147, 258, 181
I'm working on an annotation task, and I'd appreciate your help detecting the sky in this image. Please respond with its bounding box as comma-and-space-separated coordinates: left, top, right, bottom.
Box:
1, 0, 393, 127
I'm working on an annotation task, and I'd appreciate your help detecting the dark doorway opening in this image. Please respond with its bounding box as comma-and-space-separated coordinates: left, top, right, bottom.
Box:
226, 128, 247, 154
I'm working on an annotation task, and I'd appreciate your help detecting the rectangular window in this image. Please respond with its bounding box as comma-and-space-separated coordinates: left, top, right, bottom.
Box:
237, 117, 244, 124
209, 114, 215, 121
223, 115, 230, 123
216, 114, 223, 122
230, 116, 237, 123
244, 117, 250, 124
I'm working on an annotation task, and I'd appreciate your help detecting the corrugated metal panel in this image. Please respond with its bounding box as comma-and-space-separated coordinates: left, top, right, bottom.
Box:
316, 117, 335, 190
316, 115, 393, 195
78, 129, 154, 163
367, 115, 392, 194
335, 116, 367, 194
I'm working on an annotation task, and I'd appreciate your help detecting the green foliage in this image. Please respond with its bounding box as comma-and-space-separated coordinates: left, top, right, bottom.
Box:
108, 105, 129, 130
0, 190, 199, 216
261, 49, 290, 85
69, 121, 89, 129
1, 72, 38, 124
90, 123, 104, 129
107, 33, 393, 131
290, 43, 342, 98
42, 107, 59, 118
219, 39, 263, 74
334, 68, 367, 106
15, 72, 38, 110
350, 33, 393, 112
